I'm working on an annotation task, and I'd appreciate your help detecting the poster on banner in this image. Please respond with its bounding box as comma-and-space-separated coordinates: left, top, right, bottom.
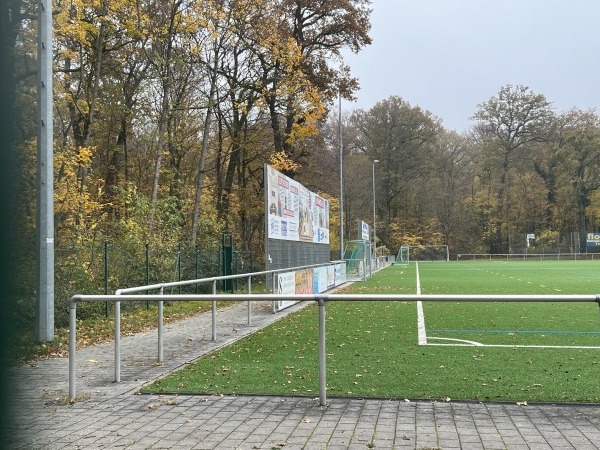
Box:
295, 269, 314, 294
277, 271, 297, 310
278, 272, 295, 295
327, 265, 335, 288
266, 164, 329, 244
313, 266, 328, 293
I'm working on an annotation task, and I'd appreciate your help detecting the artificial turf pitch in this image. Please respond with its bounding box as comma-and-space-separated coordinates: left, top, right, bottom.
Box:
143, 260, 600, 403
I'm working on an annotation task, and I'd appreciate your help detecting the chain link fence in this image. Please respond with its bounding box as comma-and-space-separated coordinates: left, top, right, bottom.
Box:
52, 242, 260, 327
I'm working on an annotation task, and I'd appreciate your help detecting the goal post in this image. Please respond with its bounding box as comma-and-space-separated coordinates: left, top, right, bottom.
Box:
344, 240, 372, 281
395, 245, 410, 266
396, 245, 449, 263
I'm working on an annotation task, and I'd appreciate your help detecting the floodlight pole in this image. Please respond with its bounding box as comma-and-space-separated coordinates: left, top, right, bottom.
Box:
338, 92, 344, 260
36, 0, 54, 342
372, 160, 379, 269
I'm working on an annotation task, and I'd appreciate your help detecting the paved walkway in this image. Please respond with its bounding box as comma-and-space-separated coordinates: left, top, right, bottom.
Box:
6, 300, 600, 449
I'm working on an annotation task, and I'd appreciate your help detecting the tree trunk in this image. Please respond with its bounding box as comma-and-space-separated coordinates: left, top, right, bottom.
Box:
191, 49, 219, 245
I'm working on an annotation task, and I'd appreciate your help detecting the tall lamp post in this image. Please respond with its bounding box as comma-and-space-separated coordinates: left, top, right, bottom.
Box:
339, 93, 344, 260
372, 159, 380, 268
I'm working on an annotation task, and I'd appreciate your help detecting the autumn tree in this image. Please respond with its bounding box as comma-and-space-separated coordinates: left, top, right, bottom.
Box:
208, 0, 274, 236
142, 0, 199, 230
427, 131, 475, 252
264, 0, 371, 168
470, 84, 554, 252
553, 109, 600, 239
352, 96, 441, 247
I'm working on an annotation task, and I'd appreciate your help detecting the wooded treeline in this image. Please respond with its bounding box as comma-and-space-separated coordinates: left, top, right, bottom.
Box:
340, 86, 600, 256
6, 0, 600, 324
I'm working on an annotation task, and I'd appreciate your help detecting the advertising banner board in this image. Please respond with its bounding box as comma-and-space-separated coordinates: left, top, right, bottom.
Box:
587, 232, 600, 247
266, 164, 329, 244
360, 220, 370, 241
274, 262, 347, 312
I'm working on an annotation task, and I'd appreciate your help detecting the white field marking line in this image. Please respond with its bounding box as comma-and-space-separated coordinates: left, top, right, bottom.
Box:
417, 263, 600, 350
428, 337, 484, 346
427, 337, 600, 350
416, 261, 427, 346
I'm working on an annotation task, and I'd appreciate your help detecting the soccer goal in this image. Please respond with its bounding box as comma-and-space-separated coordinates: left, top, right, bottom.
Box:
344, 240, 372, 281
395, 245, 449, 264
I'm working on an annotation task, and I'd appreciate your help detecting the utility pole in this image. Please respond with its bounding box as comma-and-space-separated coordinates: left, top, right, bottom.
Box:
36, 0, 54, 341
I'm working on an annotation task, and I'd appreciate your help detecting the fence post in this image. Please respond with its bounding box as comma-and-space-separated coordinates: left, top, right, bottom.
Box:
178, 243, 182, 294
146, 243, 150, 309
247, 275, 252, 325
105, 241, 109, 318
195, 248, 199, 294
212, 281, 217, 341
318, 297, 327, 406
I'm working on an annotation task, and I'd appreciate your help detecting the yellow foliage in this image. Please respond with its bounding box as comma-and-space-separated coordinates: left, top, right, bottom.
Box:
54, 146, 108, 241
257, 34, 327, 146
587, 189, 600, 225
288, 85, 327, 144
387, 218, 445, 251
268, 151, 300, 173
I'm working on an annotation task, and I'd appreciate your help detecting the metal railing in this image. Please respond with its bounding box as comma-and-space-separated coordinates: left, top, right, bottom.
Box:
69, 262, 344, 395
69, 292, 600, 405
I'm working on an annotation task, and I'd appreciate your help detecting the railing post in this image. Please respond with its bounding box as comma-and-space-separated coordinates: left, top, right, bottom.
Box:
247, 275, 252, 325
212, 281, 217, 341
115, 294, 121, 382
158, 286, 164, 363
69, 300, 77, 401
318, 296, 327, 406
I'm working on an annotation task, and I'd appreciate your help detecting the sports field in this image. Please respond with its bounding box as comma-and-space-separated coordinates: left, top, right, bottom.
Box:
143, 260, 600, 403
416, 261, 600, 349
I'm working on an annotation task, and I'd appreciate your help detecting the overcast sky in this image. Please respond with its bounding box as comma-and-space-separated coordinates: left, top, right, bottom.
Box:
342, 0, 600, 132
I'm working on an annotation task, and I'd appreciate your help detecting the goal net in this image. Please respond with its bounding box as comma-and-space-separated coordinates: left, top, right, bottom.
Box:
344, 240, 372, 281
395, 245, 449, 263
